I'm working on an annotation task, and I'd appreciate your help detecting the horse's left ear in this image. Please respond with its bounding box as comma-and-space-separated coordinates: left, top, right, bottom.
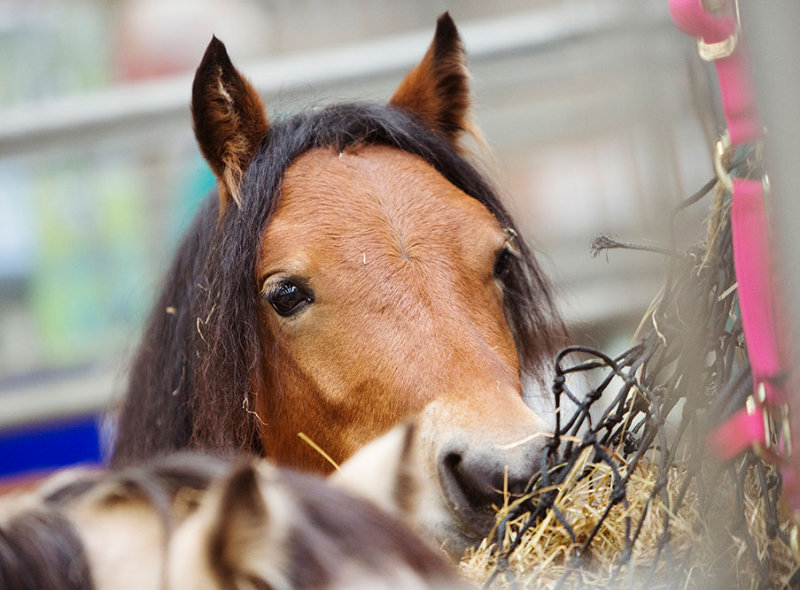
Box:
192, 37, 269, 216
332, 421, 422, 521
390, 12, 471, 149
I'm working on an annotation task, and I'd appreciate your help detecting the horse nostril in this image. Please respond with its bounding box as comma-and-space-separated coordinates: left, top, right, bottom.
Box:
439, 449, 507, 516
443, 451, 462, 475
437, 443, 542, 535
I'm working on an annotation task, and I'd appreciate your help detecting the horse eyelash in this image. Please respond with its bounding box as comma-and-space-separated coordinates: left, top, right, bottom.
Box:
502, 234, 521, 258
260, 276, 302, 295
260, 281, 278, 299
260, 278, 316, 307
261, 282, 292, 301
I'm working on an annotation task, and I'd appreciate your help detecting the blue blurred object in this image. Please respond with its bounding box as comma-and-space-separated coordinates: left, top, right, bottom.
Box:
0, 414, 103, 478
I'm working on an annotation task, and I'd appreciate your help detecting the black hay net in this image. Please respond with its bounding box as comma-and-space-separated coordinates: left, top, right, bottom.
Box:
474, 175, 799, 589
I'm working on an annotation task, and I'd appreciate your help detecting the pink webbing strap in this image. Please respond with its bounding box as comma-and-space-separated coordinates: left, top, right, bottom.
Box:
731, 179, 785, 402
669, 0, 797, 512
707, 400, 765, 459
708, 179, 788, 463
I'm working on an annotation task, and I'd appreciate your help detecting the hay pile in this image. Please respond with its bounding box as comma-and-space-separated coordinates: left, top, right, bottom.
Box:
459, 178, 799, 589
461, 455, 704, 589
460, 451, 796, 589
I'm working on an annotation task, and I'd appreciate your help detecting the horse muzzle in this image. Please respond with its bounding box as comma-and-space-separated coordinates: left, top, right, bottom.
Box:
435, 433, 547, 539
416, 391, 552, 551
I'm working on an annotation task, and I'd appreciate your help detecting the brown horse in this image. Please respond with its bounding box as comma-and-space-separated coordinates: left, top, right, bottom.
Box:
0, 439, 469, 590
112, 14, 568, 552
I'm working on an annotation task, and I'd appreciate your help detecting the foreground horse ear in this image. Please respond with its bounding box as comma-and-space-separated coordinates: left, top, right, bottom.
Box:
332, 421, 422, 520
390, 13, 471, 148
202, 464, 283, 586
192, 37, 269, 215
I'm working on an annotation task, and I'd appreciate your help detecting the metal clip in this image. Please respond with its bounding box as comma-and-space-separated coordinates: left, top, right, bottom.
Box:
779, 403, 793, 457
757, 381, 793, 457
746, 383, 793, 461
697, 34, 737, 61
747, 386, 774, 460
714, 132, 734, 193
697, 0, 740, 61
745, 394, 769, 460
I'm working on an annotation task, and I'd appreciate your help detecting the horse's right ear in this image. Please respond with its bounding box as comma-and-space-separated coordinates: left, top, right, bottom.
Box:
192, 37, 268, 216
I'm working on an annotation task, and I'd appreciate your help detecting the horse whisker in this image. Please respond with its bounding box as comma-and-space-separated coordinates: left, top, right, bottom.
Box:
498, 432, 548, 451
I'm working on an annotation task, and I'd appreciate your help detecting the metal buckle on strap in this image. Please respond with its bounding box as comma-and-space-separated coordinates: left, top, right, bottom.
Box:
713, 132, 767, 193
714, 133, 734, 193
697, 0, 740, 61
697, 33, 737, 61
747, 383, 793, 461
745, 393, 769, 459
779, 403, 793, 457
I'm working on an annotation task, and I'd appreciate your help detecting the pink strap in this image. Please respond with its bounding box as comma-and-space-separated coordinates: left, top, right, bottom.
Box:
669, 2, 795, 485
714, 47, 761, 145
669, 0, 734, 43
730, 179, 786, 402
708, 407, 765, 460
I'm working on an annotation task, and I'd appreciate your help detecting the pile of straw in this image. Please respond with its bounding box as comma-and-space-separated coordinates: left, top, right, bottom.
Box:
460, 452, 796, 589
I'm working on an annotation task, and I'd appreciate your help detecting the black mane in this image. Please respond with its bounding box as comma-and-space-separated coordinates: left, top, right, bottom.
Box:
112, 102, 566, 466
0, 508, 95, 590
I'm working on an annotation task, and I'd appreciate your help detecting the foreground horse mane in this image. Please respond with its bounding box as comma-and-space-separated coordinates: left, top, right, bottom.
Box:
113, 102, 565, 465
0, 507, 95, 590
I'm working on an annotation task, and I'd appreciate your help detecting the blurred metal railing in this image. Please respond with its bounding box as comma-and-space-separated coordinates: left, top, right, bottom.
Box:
0, 1, 657, 157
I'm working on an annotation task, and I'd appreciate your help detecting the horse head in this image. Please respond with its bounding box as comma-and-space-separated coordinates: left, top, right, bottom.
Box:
113, 14, 568, 553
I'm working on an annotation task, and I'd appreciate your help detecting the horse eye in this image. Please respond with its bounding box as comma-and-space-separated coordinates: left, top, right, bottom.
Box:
264, 280, 314, 317
494, 247, 514, 281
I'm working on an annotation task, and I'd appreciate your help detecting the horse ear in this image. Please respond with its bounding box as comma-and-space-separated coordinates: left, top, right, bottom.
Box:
192, 37, 268, 216
332, 421, 422, 520
168, 463, 291, 589
201, 464, 287, 587
390, 13, 471, 148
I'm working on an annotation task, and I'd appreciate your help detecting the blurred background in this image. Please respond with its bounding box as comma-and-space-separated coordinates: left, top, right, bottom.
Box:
0, 0, 720, 475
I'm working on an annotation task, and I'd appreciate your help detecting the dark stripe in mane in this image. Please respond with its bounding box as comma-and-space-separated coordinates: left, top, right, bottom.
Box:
0, 508, 95, 590
112, 102, 566, 466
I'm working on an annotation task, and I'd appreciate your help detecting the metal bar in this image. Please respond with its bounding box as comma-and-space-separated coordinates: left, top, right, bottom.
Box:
0, 1, 653, 158
0, 366, 118, 430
